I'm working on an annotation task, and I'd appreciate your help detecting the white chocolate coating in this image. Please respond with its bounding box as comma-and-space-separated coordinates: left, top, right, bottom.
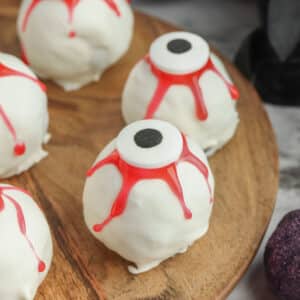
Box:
122, 32, 239, 156
17, 0, 134, 91
83, 120, 214, 274
0, 184, 53, 300
0, 53, 49, 178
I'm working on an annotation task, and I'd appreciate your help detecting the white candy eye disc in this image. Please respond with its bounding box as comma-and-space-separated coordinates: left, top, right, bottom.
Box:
150, 31, 210, 75
116, 120, 183, 169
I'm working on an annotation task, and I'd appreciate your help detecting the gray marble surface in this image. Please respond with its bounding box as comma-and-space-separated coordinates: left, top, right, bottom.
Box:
133, 1, 300, 299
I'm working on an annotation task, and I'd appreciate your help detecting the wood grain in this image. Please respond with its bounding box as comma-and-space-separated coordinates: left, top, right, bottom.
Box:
0, 3, 279, 300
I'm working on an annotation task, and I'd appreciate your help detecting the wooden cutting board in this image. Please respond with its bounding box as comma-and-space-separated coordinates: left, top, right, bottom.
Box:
0, 3, 279, 300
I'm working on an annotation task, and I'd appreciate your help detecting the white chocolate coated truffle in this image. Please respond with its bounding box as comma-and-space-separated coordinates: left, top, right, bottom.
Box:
122, 32, 240, 156
0, 184, 52, 300
83, 120, 214, 274
0, 53, 49, 178
17, 0, 134, 91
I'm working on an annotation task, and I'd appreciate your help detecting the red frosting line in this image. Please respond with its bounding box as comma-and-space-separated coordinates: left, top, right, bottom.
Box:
144, 56, 239, 121
104, 0, 121, 16
0, 61, 47, 157
87, 134, 213, 233
0, 62, 46, 92
21, 0, 127, 57
22, 0, 125, 35
64, 0, 80, 22
21, 0, 41, 32
0, 105, 26, 157
20, 43, 30, 66
0, 186, 46, 273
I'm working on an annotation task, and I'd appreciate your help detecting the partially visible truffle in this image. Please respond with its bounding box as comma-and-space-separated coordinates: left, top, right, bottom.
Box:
0, 52, 49, 178
0, 184, 53, 299
264, 210, 300, 300
17, 0, 134, 91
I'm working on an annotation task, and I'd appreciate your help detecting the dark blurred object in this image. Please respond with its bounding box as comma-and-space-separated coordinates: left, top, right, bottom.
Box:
235, 0, 300, 105
264, 210, 300, 300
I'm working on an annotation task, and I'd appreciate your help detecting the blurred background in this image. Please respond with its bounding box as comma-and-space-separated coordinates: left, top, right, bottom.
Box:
134, 1, 300, 299
136, 0, 259, 60
135, 0, 300, 106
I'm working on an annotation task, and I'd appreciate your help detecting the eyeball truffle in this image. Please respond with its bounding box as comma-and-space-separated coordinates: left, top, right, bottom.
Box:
83, 119, 214, 274
0, 52, 49, 178
0, 184, 52, 300
17, 0, 134, 91
264, 210, 300, 300
122, 31, 240, 156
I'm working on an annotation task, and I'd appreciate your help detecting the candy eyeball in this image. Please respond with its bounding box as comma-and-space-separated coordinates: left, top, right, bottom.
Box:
150, 31, 210, 74
116, 119, 183, 169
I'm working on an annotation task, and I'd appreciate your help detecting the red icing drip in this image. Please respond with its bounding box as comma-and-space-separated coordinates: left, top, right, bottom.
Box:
69, 30, 77, 38
87, 134, 213, 233
0, 62, 46, 92
104, 0, 121, 16
20, 44, 29, 66
0, 105, 26, 157
0, 186, 46, 273
21, 0, 41, 32
0, 62, 47, 157
64, 0, 81, 23
144, 56, 239, 121
14, 143, 26, 156
181, 135, 213, 203
22, 0, 126, 37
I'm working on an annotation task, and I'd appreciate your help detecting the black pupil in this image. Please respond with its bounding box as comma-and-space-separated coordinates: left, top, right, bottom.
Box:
167, 39, 192, 54
134, 129, 163, 148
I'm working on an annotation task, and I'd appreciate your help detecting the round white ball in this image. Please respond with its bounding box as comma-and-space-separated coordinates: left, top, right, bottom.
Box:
0, 184, 52, 300
122, 32, 239, 156
17, 0, 134, 91
0, 53, 49, 178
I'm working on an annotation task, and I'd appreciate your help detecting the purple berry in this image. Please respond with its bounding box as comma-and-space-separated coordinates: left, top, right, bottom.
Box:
264, 210, 300, 300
